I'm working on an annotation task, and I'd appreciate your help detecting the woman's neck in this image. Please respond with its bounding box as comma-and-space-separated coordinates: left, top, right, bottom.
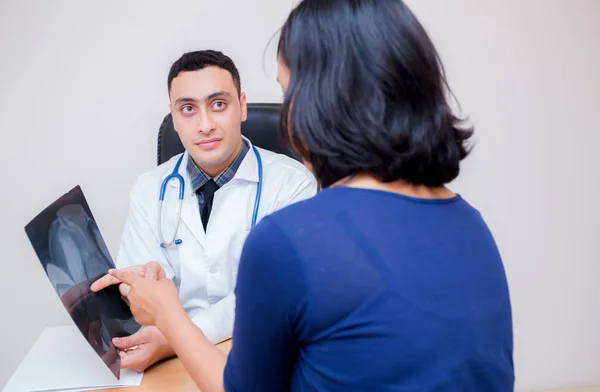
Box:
332, 173, 456, 200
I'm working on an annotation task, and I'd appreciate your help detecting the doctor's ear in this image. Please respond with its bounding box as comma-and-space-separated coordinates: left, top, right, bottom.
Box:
168, 104, 180, 134
239, 92, 248, 122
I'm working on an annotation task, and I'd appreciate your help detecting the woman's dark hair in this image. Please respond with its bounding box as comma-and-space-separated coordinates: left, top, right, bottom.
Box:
277, 0, 473, 188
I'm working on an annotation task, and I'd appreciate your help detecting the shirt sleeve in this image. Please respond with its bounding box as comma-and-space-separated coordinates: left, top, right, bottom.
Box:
223, 216, 307, 392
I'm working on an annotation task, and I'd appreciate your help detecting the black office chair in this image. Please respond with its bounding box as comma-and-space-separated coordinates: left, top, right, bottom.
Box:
157, 103, 296, 165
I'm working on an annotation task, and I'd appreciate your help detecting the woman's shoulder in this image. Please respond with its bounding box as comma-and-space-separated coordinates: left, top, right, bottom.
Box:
253, 186, 488, 245
244, 192, 337, 259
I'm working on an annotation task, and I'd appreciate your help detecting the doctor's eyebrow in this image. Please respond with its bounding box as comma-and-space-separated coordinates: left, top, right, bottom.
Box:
205, 91, 231, 100
174, 91, 232, 105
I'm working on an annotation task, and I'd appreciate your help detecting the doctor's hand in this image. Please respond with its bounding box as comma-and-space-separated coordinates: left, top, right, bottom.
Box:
112, 326, 175, 372
106, 266, 184, 328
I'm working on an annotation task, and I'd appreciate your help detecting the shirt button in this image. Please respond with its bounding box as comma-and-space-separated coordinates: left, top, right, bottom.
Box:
209, 265, 218, 275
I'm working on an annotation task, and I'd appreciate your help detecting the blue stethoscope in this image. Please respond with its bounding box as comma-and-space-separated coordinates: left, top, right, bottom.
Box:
157, 145, 263, 248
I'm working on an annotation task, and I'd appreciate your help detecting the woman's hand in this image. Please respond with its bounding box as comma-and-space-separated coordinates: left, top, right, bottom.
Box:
93, 262, 184, 327
96, 265, 226, 392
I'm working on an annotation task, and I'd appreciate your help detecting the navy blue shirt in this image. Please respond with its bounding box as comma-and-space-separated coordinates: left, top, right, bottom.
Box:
224, 187, 514, 391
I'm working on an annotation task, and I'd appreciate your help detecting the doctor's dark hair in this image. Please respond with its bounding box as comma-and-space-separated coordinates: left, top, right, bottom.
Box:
167, 50, 241, 96
277, 0, 473, 188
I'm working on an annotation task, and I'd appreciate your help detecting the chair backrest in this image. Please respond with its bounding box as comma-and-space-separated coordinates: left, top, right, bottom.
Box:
157, 103, 296, 165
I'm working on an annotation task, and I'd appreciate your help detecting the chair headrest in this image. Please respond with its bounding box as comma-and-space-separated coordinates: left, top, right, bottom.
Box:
157, 103, 296, 165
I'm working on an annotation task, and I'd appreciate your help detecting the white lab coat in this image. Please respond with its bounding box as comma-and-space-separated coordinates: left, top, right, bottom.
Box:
115, 138, 318, 343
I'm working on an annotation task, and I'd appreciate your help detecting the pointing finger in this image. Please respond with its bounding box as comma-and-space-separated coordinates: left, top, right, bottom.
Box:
109, 269, 139, 286
90, 266, 146, 292
91, 274, 121, 292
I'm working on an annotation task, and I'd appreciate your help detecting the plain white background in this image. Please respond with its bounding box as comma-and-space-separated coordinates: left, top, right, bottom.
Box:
0, 0, 598, 391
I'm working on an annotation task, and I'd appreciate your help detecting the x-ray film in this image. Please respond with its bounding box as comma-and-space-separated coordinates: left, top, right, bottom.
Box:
24, 185, 141, 379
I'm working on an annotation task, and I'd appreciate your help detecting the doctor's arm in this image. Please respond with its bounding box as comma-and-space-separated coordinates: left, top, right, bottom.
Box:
116, 178, 175, 278
98, 180, 180, 369
274, 171, 318, 210
99, 215, 302, 392
110, 217, 303, 392
190, 295, 235, 344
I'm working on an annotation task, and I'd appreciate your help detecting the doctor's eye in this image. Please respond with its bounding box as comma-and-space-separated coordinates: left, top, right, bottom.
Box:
181, 105, 195, 115
211, 101, 227, 111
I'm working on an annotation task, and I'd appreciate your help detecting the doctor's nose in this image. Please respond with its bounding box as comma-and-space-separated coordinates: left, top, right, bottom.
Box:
196, 112, 216, 134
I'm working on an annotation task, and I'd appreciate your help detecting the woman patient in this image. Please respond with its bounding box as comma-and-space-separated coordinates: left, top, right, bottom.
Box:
92, 0, 514, 390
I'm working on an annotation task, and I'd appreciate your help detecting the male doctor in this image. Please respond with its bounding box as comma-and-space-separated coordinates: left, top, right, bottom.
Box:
95, 50, 317, 372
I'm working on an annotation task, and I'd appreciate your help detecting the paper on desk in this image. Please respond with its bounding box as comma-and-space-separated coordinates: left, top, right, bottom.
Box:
2, 325, 143, 392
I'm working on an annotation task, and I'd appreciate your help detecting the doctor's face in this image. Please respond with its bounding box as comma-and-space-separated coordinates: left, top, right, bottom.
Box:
169, 66, 247, 177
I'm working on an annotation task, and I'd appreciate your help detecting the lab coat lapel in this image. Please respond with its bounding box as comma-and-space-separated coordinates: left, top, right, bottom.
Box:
234, 137, 260, 183
168, 153, 205, 247
180, 191, 205, 247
